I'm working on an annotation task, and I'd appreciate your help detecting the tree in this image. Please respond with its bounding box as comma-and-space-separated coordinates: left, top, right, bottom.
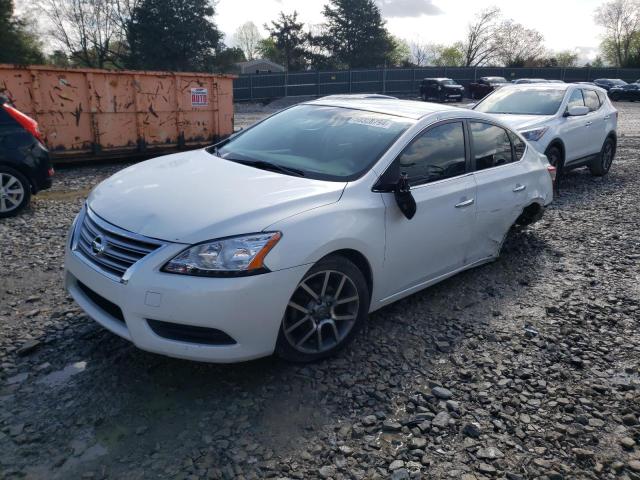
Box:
595, 0, 640, 67
433, 44, 465, 67
495, 20, 546, 67
265, 11, 309, 71
212, 47, 246, 73
257, 37, 284, 64
387, 36, 411, 66
234, 21, 261, 61
318, 0, 394, 68
127, 0, 223, 71
410, 41, 442, 67
39, 0, 128, 68
461, 6, 502, 67
554, 50, 580, 67
0, 0, 45, 64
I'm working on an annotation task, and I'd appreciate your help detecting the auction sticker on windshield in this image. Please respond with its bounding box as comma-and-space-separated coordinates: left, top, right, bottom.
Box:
191, 88, 208, 107
348, 117, 393, 129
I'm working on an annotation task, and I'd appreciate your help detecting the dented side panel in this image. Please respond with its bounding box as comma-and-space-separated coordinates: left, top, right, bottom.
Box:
0, 64, 236, 161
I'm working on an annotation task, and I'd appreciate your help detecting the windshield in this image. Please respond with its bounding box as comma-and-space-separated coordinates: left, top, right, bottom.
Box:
486, 77, 507, 84
213, 105, 414, 181
441, 80, 459, 86
474, 88, 566, 115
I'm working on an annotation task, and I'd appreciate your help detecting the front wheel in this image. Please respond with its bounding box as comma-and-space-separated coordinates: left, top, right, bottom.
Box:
590, 137, 615, 176
544, 145, 563, 190
276, 255, 370, 362
0, 167, 31, 218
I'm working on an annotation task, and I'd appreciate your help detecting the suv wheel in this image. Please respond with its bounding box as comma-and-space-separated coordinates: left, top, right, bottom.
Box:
544, 145, 563, 188
590, 137, 615, 176
0, 167, 31, 218
276, 255, 369, 362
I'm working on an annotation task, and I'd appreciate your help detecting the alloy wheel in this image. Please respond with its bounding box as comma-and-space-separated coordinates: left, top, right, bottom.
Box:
283, 270, 360, 354
0, 172, 25, 214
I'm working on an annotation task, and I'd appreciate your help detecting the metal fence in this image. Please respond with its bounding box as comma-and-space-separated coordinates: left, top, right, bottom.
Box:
233, 67, 640, 101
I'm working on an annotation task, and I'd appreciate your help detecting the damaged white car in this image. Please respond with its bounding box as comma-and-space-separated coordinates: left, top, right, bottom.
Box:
65, 96, 555, 363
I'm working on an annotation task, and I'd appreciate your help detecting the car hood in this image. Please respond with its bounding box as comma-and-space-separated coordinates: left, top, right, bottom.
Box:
87, 149, 347, 244
489, 114, 553, 131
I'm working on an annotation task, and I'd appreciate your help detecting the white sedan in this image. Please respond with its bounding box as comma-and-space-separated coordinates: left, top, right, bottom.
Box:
64, 96, 554, 363
473, 84, 618, 177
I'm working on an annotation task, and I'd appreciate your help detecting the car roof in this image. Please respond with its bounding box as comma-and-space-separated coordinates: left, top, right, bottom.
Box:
422, 78, 453, 81
304, 96, 462, 120
492, 83, 608, 95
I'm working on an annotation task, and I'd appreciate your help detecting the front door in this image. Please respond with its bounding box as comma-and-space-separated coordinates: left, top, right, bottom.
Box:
379, 121, 477, 300
562, 88, 592, 163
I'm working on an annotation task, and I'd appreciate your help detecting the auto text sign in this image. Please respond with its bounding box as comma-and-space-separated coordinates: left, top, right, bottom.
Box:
191, 88, 208, 107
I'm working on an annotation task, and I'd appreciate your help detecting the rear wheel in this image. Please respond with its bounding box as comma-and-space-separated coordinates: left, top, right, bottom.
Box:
276, 255, 369, 362
590, 137, 615, 176
0, 167, 31, 218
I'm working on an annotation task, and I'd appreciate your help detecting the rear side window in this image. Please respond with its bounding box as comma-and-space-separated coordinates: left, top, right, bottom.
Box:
583, 90, 601, 111
398, 122, 467, 185
596, 90, 607, 105
508, 131, 526, 160
470, 122, 514, 170
567, 89, 585, 108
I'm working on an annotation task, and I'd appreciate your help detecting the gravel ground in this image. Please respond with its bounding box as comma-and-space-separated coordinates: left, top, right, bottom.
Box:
0, 101, 639, 480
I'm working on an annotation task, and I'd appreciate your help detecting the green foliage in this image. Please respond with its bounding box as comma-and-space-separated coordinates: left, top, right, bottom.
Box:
317, 0, 393, 68
212, 47, 246, 73
553, 51, 580, 68
0, 0, 45, 64
433, 44, 465, 67
127, 0, 223, 71
387, 36, 411, 67
265, 11, 309, 71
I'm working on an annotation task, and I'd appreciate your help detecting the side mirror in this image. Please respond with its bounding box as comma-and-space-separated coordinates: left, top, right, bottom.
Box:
394, 173, 416, 220
565, 105, 589, 117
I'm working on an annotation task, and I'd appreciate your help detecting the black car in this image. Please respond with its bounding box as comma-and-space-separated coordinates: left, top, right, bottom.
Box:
419, 78, 465, 102
592, 78, 627, 91
0, 95, 53, 217
608, 83, 640, 101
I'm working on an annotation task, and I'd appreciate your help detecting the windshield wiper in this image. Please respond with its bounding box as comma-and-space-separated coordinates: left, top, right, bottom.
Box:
228, 158, 306, 177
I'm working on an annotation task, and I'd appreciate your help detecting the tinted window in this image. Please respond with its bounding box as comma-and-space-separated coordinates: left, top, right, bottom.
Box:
398, 122, 466, 185
508, 131, 526, 160
567, 89, 585, 108
471, 122, 514, 170
215, 105, 413, 182
583, 90, 601, 111
474, 88, 565, 115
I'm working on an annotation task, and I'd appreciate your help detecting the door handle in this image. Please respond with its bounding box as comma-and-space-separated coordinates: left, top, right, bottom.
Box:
455, 198, 475, 208
585, 121, 593, 127
604, 116, 611, 120
513, 184, 526, 192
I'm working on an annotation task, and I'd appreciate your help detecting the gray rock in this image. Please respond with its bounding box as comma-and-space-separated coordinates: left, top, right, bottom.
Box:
431, 386, 453, 400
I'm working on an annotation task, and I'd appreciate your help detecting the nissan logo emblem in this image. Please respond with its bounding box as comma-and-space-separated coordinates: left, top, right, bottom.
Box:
91, 234, 107, 256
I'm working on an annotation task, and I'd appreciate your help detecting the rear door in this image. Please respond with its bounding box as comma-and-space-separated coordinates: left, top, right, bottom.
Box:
468, 121, 530, 262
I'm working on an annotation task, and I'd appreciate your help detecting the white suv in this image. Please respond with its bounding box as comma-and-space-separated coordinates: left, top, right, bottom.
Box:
473, 84, 618, 177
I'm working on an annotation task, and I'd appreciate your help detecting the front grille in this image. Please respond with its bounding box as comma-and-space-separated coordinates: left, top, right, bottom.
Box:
147, 319, 236, 345
77, 281, 126, 324
74, 209, 163, 280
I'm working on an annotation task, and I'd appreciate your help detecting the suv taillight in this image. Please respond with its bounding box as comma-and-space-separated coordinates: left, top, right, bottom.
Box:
547, 165, 557, 183
2, 104, 44, 143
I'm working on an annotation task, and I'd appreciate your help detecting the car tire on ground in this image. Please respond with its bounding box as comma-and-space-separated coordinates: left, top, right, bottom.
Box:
276, 255, 370, 363
544, 145, 564, 188
589, 137, 616, 176
0, 166, 31, 218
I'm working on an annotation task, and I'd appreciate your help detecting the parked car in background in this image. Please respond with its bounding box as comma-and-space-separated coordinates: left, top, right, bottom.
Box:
64, 96, 554, 363
593, 79, 627, 91
419, 78, 465, 102
608, 83, 640, 102
473, 84, 618, 178
0, 95, 53, 218
468, 77, 509, 99
513, 78, 550, 84
548, 80, 566, 84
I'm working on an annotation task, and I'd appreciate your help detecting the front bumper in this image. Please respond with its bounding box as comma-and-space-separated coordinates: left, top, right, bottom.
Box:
64, 217, 309, 363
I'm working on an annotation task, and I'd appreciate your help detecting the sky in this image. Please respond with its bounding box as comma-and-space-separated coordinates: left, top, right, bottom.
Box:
217, 0, 606, 63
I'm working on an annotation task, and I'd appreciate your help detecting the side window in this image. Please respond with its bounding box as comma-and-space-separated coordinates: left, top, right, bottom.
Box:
470, 122, 514, 170
398, 122, 467, 185
567, 89, 585, 108
583, 90, 601, 111
596, 90, 606, 105
508, 131, 526, 161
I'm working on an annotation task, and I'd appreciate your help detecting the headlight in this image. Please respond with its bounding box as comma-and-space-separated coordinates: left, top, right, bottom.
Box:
162, 232, 282, 277
520, 127, 548, 142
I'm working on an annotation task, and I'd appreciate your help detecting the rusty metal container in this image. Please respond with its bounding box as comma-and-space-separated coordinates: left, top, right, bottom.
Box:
0, 65, 235, 162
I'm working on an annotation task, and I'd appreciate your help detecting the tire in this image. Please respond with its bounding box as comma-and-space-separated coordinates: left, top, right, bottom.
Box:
589, 137, 615, 176
276, 255, 370, 363
0, 167, 31, 218
544, 145, 564, 190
